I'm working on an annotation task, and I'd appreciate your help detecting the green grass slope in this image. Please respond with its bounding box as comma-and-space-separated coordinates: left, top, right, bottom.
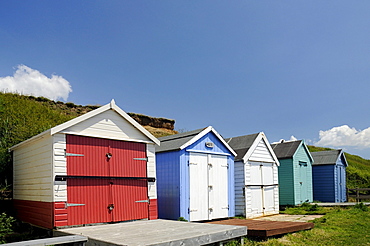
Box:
308, 145, 370, 189
0, 92, 177, 188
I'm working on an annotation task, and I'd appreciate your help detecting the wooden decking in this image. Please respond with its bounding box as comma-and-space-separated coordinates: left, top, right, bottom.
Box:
208, 218, 314, 237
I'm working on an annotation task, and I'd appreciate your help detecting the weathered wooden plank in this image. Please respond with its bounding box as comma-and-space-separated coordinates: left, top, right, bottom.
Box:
208, 218, 314, 237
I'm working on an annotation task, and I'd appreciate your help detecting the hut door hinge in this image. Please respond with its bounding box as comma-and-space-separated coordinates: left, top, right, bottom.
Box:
135, 199, 149, 203
65, 151, 84, 157
133, 158, 148, 161
65, 203, 85, 208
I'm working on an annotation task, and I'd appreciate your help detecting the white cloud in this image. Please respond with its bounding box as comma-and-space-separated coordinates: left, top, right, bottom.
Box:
315, 125, 370, 149
0, 65, 72, 101
289, 135, 297, 141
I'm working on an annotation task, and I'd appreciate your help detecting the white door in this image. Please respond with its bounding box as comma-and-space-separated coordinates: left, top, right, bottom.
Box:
189, 153, 229, 221
246, 162, 277, 217
189, 153, 209, 221
263, 186, 277, 215
249, 186, 263, 217
209, 155, 229, 220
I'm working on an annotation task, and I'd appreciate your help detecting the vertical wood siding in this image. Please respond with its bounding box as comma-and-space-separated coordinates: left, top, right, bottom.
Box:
66, 135, 147, 177
293, 146, 313, 204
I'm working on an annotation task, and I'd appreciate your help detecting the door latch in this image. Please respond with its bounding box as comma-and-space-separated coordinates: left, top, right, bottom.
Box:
107, 204, 114, 211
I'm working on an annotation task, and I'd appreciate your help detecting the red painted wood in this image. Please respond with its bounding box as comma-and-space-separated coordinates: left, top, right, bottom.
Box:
111, 179, 149, 222
109, 140, 147, 177
66, 135, 150, 226
67, 135, 110, 176
149, 199, 158, 220
13, 200, 53, 229
66, 135, 147, 177
67, 178, 111, 226
54, 202, 68, 227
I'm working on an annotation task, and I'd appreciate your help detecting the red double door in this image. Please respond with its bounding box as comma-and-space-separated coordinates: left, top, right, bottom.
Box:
66, 135, 149, 226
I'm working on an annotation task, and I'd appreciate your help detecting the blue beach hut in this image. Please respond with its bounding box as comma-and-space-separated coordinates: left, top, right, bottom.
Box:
311, 149, 348, 203
155, 126, 236, 221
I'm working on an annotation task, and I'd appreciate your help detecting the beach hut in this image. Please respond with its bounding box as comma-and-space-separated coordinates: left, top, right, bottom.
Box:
155, 126, 236, 221
225, 132, 280, 218
271, 140, 313, 205
311, 149, 348, 203
10, 100, 160, 229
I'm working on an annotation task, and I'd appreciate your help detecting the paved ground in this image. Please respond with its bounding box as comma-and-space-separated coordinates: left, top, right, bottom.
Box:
55, 219, 247, 246
253, 214, 323, 222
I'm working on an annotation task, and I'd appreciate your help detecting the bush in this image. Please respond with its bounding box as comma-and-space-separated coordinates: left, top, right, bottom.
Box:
0, 212, 15, 243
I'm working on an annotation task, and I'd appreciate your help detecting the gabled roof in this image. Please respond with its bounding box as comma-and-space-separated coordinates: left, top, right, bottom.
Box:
156, 126, 236, 156
311, 149, 348, 166
10, 100, 160, 150
225, 132, 279, 164
271, 140, 313, 162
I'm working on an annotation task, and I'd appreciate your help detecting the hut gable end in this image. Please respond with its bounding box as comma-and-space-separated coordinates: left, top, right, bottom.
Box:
60, 110, 150, 143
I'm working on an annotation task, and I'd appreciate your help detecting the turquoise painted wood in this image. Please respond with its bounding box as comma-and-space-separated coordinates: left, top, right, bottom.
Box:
273, 141, 313, 205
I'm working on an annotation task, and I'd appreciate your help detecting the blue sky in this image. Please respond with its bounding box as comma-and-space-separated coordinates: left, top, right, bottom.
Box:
1, 1, 370, 159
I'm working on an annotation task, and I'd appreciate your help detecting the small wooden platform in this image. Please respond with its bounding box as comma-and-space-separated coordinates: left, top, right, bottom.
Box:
55, 219, 247, 245
208, 219, 314, 237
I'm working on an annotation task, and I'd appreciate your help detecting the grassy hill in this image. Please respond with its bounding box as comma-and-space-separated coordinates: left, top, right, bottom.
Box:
308, 146, 370, 189
0, 92, 177, 188
1, 92, 369, 191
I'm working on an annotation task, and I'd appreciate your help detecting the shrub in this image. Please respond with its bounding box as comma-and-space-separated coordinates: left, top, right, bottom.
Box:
0, 213, 15, 243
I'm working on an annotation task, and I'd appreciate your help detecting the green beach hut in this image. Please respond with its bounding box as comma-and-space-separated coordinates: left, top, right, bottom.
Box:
271, 140, 313, 205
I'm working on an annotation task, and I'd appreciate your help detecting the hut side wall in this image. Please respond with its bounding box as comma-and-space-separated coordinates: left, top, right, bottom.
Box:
147, 144, 158, 219
12, 134, 54, 228
278, 158, 295, 205
234, 161, 245, 216
312, 165, 335, 202
156, 150, 181, 220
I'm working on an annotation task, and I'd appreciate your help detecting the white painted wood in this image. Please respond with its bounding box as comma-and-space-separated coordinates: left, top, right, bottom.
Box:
13, 135, 54, 202
52, 133, 67, 201
210, 155, 229, 219
249, 139, 276, 163
50, 100, 159, 145
248, 162, 262, 185
60, 110, 152, 143
189, 152, 209, 221
264, 186, 279, 215
146, 144, 157, 199
180, 127, 236, 156
249, 187, 263, 218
